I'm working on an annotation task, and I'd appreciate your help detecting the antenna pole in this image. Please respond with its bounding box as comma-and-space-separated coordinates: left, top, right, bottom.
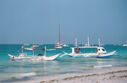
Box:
75, 38, 78, 47
98, 38, 101, 47
88, 36, 90, 47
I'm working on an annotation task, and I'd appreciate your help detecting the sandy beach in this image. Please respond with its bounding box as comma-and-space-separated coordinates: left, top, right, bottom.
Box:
9, 66, 127, 83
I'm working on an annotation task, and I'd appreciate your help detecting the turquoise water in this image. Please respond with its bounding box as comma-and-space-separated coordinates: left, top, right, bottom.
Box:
0, 44, 127, 82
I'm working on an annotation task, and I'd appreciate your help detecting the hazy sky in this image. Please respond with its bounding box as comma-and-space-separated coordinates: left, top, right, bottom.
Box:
0, 0, 127, 44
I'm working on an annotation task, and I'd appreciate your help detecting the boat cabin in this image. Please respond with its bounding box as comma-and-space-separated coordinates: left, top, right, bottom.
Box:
97, 47, 107, 54
71, 47, 107, 54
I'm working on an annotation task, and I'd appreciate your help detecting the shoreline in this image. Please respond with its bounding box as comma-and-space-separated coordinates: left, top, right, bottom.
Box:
10, 66, 127, 83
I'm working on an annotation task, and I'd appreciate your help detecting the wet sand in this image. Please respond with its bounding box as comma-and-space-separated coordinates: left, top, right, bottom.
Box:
10, 67, 127, 83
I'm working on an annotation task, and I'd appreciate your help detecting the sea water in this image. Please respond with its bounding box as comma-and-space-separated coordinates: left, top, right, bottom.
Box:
0, 44, 127, 82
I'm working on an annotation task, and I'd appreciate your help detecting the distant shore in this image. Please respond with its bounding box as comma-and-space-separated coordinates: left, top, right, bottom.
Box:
11, 67, 127, 83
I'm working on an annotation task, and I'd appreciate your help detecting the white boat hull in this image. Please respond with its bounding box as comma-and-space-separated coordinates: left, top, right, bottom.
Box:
30, 54, 60, 61
42, 54, 60, 61
61, 51, 116, 58
97, 51, 116, 58
8, 53, 60, 61
8, 54, 32, 60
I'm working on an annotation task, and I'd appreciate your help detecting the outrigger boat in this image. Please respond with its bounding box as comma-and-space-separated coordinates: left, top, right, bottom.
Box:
62, 37, 116, 58
8, 53, 32, 61
8, 45, 33, 61
62, 47, 116, 58
8, 53, 60, 61
8, 46, 60, 61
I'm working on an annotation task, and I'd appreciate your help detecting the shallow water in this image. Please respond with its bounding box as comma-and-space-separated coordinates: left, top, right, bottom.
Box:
0, 44, 127, 82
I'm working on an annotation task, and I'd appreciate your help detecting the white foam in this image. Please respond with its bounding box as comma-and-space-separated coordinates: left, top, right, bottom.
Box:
94, 65, 112, 69
16, 72, 36, 78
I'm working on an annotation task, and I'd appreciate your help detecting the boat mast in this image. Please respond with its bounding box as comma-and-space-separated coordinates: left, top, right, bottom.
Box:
87, 36, 90, 47
98, 38, 101, 47
75, 38, 78, 47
